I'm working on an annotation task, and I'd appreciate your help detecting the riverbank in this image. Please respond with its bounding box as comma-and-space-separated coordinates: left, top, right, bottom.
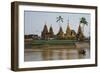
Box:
25, 43, 89, 52
24, 39, 90, 52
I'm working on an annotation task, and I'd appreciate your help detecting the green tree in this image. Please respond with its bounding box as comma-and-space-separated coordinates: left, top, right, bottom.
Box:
56, 16, 63, 26
80, 17, 88, 33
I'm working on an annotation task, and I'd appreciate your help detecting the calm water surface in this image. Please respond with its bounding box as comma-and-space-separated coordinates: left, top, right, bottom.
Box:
24, 46, 90, 61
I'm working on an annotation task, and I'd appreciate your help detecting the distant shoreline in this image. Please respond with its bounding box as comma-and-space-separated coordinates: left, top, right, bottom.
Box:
24, 39, 90, 52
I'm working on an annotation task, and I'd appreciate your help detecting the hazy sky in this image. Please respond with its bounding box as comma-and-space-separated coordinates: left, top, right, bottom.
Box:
24, 11, 90, 37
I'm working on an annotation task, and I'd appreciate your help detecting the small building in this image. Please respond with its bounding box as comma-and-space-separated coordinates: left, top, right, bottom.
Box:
32, 35, 40, 40
25, 34, 33, 39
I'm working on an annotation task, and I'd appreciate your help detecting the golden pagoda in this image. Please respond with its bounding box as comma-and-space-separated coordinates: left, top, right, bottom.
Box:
64, 20, 72, 39
57, 26, 64, 39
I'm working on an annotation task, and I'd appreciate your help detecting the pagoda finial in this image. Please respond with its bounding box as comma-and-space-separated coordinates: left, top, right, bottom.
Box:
50, 24, 52, 27
67, 17, 69, 25
45, 21, 47, 25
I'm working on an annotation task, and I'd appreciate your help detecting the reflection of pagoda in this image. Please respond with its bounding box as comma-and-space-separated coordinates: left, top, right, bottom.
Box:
41, 22, 85, 40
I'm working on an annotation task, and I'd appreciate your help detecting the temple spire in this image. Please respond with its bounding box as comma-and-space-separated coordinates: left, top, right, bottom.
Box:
66, 18, 71, 35
49, 25, 54, 37
45, 21, 47, 24
76, 25, 84, 41
41, 23, 49, 39
67, 18, 69, 25
57, 26, 64, 39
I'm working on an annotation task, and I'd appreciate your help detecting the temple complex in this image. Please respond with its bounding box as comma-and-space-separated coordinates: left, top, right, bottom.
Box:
41, 22, 85, 40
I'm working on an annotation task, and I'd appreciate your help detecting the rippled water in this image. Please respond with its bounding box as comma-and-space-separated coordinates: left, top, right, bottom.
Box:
24, 47, 90, 61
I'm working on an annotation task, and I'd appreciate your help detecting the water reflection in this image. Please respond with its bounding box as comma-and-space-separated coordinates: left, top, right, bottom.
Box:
24, 47, 90, 61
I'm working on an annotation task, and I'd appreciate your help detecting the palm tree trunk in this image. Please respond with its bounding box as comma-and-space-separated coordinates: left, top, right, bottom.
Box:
82, 25, 84, 34
80, 23, 84, 34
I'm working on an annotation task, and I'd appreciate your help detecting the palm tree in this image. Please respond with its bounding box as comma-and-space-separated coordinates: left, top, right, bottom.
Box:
56, 16, 63, 26
80, 17, 88, 33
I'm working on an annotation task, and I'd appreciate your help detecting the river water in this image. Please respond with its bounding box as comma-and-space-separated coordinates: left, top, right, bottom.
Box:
24, 46, 90, 61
